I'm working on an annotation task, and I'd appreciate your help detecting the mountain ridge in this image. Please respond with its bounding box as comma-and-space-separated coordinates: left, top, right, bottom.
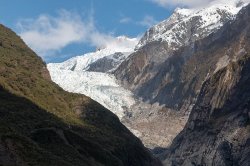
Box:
136, 0, 246, 50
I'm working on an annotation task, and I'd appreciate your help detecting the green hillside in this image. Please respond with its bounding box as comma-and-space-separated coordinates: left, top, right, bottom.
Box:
0, 24, 160, 166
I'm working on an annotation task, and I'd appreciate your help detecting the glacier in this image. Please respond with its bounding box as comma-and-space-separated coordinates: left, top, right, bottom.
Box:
48, 36, 138, 119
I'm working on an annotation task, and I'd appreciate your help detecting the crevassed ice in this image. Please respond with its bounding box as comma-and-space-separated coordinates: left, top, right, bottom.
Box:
47, 66, 136, 119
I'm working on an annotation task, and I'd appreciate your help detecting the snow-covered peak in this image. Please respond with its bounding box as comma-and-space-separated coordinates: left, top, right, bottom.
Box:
136, 0, 249, 50
48, 36, 138, 72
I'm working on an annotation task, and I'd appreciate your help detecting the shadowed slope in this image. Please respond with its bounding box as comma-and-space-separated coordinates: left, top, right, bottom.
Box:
0, 24, 161, 166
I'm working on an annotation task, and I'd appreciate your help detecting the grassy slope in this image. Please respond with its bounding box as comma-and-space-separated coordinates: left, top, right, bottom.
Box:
0, 24, 160, 166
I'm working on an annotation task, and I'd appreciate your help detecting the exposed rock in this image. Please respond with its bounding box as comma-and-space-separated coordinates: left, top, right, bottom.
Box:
87, 52, 126, 73
164, 56, 250, 166
113, 2, 250, 149
163, 4, 250, 165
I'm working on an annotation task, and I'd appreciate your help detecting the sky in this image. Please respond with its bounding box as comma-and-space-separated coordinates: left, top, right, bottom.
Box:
0, 0, 230, 63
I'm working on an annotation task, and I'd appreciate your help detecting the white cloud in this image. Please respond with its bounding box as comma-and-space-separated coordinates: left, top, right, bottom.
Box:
150, 0, 250, 8
119, 15, 158, 28
138, 15, 158, 27
17, 10, 138, 60
17, 10, 90, 58
150, 0, 210, 7
119, 17, 132, 24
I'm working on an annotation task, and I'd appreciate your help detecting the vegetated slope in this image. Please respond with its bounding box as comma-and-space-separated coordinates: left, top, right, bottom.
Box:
163, 4, 250, 165
0, 24, 161, 166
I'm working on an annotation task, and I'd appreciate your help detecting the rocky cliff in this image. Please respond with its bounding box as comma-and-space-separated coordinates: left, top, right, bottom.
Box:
163, 4, 250, 165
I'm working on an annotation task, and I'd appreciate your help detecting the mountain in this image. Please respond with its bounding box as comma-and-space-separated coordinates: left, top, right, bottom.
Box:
136, 1, 243, 50
47, 0, 249, 150
0, 24, 161, 166
115, 0, 247, 107
163, 4, 250, 165
113, 0, 249, 148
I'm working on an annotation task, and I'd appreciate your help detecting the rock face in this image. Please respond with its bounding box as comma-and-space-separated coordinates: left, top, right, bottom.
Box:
0, 24, 161, 166
113, 1, 249, 148
87, 52, 127, 73
163, 4, 250, 165
115, 1, 246, 110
